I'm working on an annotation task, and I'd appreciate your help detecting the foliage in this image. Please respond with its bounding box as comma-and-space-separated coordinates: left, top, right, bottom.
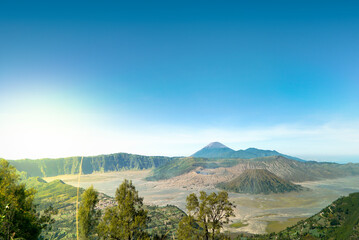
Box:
97, 179, 149, 240
21, 175, 186, 239
0, 159, 55, 240
178, 191, 235, 240
21, 176, 84, 239
9, 153, 359, 239
145, 205, 186, 238
177, 215, 200, 240
272, 192, 359, 239
79, 186, 101, 240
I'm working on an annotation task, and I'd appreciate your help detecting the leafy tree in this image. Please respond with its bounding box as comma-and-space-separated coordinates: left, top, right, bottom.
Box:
206, 191, 235, 238
177, 215, 200, 240
178, 191, 235, 240
98, 179, 149, 240
0, 159, 54, 240
79, 185, 101, 240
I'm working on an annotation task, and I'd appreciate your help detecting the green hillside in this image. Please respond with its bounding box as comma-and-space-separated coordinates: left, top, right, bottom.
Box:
21, 176, 185, 239
271, 192, 359, 239
235, 192, 359, 239
22, 176, 85, 239
216, 169, 304, 194
10, 153, 175, 177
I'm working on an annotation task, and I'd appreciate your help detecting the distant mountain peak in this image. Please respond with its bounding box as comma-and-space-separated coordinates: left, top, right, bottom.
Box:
191, 142, 305, 162
204, 142, 231, 149
191, 142, 234, 158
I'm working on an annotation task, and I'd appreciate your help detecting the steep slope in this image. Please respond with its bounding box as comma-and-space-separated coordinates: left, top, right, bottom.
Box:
146, 157, 222, 181
270, 192, 359, 239
238, 156, 359, 182
216, 169, 304, 194
191, 142, 235, 158
191, 142, 305, 161
148, 155, 359, 183
9, 153, 175, 177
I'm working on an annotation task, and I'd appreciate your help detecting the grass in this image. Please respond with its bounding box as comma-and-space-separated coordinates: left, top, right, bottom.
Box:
266, 217, 307, 233
230, 221, 249, 228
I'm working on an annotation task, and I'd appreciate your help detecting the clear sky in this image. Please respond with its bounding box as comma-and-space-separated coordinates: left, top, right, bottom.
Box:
0, 0, 359, 162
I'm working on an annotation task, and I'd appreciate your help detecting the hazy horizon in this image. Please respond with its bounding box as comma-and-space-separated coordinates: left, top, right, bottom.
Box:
4, 141, 359, 164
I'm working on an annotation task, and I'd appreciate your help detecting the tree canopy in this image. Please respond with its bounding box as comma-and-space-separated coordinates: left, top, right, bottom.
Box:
178, 191, 235, 240
98, 179, 149, 240
0, 159, 54, 240
79, 185, 101, 240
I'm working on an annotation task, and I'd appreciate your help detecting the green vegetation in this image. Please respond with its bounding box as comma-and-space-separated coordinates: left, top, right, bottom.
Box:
98, 179, 149, 239
146, 205, 186, 238
9, 153, 175, 177
177, 215, 200, 240
21, 175, 185, 239
0, 159, 55, 240
229, 221, 248, 228
265, 217, 307, 233
234, 192, 359, 239
177, 191, 235, 240
22, 175, 86, 239
6, 155, 359, 239
272, 192, 359, 239
216, 169, 304, 194
79, 186, 101, 240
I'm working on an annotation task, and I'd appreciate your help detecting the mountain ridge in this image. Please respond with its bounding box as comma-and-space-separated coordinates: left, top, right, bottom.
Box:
8, 153, 176, 177
191, 142, 305, 162
147, 155, 359, 183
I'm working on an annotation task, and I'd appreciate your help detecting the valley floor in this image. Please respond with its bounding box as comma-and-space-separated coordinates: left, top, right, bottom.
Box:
44, 171, 359, 235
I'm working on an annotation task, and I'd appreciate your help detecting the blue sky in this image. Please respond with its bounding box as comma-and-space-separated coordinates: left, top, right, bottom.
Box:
0, 1, 359, 161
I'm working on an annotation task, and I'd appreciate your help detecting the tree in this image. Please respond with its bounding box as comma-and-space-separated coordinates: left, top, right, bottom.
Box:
177, 215, 200, 240
206, 191, 235, 238
79, 185, 101, 240
0, 159, 54, 240
98, 179, 149, 240
178, 191, 235, 240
